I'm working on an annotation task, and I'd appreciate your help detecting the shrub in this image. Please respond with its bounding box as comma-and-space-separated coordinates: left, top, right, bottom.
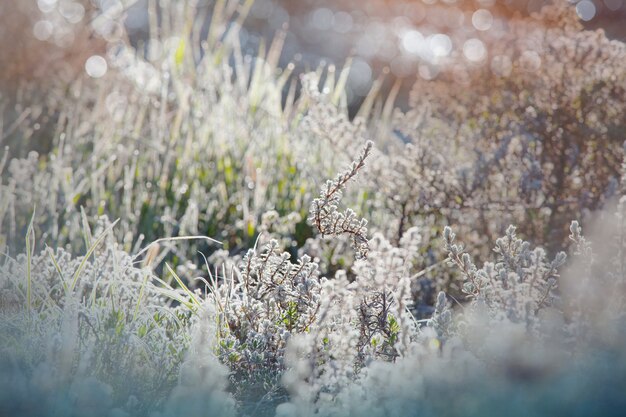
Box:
2, 1, 626, 416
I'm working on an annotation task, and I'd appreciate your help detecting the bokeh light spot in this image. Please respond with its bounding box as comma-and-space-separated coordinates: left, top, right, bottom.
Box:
463, 38, 487, 62
472, 9, 493, 31
429, 33, 452, 58
33, 20, 54, 41
402, 30, 425, 55
85, 55, 108, 78
59, 0, 85, 24
576, 0, 596, 21
603, 0, 623, 11
37, 0, 58, 13
311, 8, 333, 31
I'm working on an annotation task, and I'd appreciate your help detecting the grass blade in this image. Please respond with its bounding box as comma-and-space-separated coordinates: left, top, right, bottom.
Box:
165, 262, 200, 308
25, 207, 36, 312
46, 244, 69, 294
70, 219, 120, 292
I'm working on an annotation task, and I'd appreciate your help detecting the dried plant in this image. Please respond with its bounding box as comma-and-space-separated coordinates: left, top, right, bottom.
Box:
309, 141, 373, 259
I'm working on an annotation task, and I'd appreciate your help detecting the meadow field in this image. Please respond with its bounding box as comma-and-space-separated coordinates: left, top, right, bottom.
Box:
1, 1, 626, 416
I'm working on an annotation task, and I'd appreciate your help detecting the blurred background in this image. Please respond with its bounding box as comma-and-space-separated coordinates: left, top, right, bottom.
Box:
229, 0, 626, 107
3, 0, 625, 110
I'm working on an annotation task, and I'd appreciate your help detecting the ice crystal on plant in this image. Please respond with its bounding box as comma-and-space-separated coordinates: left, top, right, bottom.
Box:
2, 1, 626, 416
309, 141, 373, 259
444, 225, 565, 326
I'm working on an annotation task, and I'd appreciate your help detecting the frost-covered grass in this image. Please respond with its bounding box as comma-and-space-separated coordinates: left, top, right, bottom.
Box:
1, 1, 626, 416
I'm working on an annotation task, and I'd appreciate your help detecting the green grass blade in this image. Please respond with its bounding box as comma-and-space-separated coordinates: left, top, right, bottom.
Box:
165, 262, 200, 308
